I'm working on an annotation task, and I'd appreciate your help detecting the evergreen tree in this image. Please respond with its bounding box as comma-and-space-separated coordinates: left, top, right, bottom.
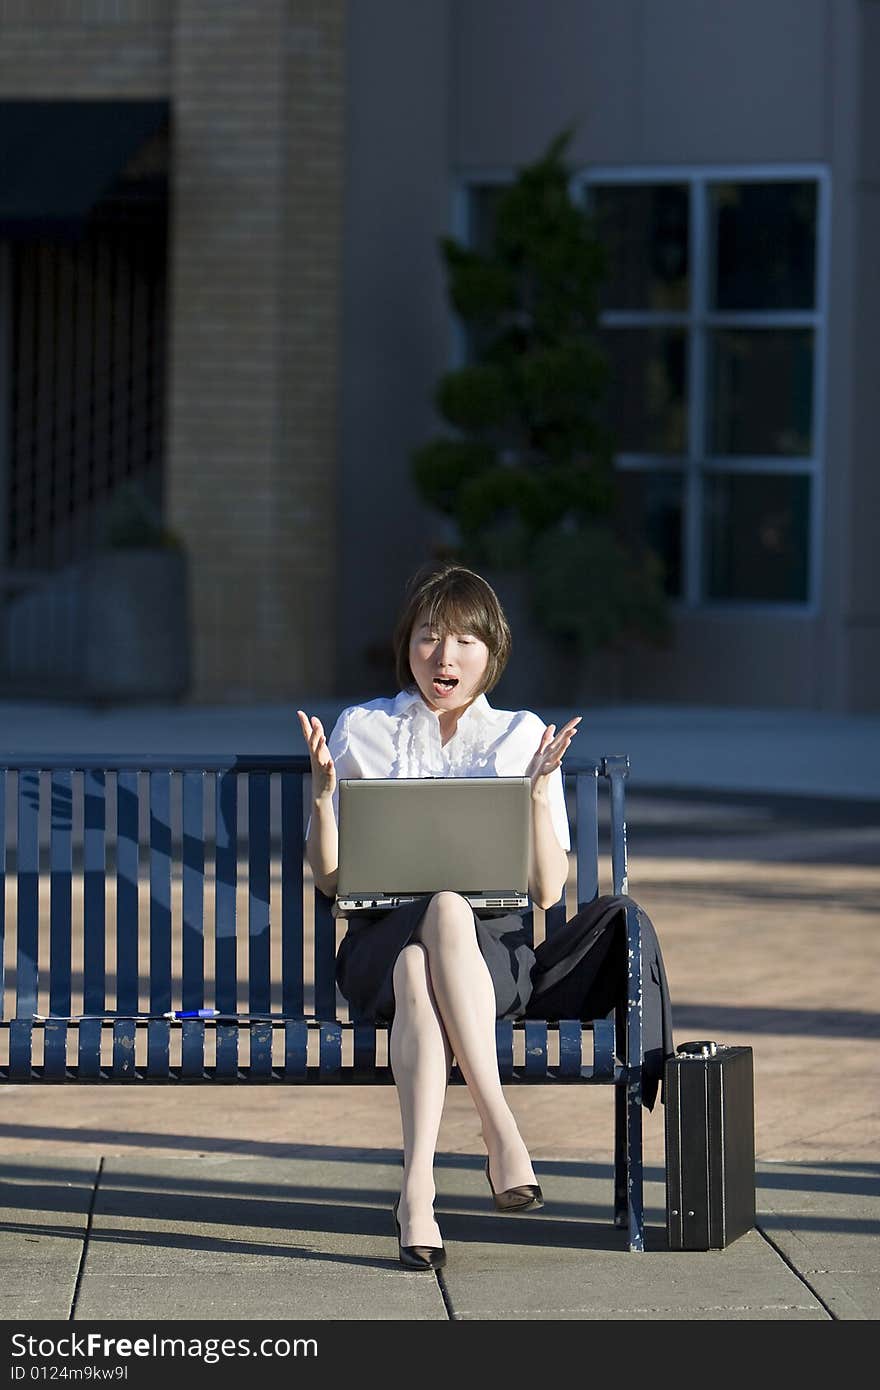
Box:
412, 128, 669, 661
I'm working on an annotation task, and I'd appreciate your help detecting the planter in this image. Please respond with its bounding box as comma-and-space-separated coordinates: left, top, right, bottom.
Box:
82, 548, 190, 701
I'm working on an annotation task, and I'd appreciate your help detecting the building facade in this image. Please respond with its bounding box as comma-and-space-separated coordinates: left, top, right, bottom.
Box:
0, 1, 877, 711
341, 0, 879, 713
0, 0, 344, 701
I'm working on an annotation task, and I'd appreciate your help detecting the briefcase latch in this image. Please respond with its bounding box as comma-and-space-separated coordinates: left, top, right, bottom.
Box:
677, 1040, 718, 1059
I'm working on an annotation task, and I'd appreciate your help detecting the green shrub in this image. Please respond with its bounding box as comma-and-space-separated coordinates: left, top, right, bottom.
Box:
412, 127, 671, 659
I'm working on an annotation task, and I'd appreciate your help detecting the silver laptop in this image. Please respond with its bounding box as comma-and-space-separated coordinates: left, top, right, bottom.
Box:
335, 776, 532, 914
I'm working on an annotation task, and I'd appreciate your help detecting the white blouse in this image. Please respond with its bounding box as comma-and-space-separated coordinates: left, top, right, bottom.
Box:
304, 687, 571, 852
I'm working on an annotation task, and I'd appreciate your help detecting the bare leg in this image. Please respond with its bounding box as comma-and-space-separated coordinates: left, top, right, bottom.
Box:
413, 892, 537, 1193
390, 943, 452, 1248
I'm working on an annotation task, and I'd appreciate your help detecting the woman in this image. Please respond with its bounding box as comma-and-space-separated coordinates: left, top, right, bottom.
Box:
297, 562, 581, 1270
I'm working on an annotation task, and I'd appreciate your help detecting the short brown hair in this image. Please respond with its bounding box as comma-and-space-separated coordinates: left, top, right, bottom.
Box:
392, 562, 512, 695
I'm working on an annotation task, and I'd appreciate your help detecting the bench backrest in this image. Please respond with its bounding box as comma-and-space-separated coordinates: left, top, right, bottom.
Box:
0, 753, 629, 1077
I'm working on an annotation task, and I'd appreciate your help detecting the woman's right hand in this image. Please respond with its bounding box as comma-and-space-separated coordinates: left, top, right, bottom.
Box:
296, 709, 336, 803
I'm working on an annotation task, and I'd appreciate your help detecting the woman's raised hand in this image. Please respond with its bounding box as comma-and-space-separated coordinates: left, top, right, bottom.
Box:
525, 715, 582, 797
297, 710, 336, 803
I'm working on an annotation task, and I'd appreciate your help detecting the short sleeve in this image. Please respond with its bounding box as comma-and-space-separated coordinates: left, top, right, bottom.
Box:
303, 707, 353, 841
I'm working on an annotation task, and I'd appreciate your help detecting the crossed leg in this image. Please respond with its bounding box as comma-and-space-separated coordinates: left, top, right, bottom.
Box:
390, 891, 537, 1248
390, 942, 450, 1249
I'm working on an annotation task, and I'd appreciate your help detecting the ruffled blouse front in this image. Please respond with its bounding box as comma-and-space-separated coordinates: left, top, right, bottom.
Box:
304, 686, 570, 853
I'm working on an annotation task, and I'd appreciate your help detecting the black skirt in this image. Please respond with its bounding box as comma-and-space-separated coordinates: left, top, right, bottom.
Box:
335, 892, 535, 1024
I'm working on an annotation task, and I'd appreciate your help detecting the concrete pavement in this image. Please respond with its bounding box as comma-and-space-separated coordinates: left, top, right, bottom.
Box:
2, 1153, 866, 1322
0, 697, 878, 1321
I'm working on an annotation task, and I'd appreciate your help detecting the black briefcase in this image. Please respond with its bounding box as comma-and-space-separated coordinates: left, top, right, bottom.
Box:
664, 1041, 756, 1250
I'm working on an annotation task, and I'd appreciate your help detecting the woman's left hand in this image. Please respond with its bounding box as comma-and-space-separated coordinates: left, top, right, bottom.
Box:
525, 716, 582, 797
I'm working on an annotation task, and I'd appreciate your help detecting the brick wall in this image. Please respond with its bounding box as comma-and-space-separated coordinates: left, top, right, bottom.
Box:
168, 0, 344, 701
0, 1, 171, 94
0, 0, 345, 702
278, 1, 345, 700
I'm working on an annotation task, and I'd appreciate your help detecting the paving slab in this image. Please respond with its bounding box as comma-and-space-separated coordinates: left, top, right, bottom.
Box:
755, 1159, 880, 1320
0, 1157, 96, 1319
438, 1236, 826, 1320
76, 1156, 448, 1321
435, 1164, 826, 1321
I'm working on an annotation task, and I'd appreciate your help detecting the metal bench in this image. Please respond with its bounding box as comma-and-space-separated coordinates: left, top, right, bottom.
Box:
0, 751, 645, 1251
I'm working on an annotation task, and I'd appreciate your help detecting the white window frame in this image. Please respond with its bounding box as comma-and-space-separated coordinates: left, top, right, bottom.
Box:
453, 164, 831, 616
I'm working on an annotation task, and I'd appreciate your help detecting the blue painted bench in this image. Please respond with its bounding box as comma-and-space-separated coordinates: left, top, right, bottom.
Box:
0, 752, 646, 1250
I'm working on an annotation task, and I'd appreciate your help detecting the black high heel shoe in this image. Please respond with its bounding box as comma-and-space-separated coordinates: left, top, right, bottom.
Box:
485, 1158, 544, 1212
392, 1198, 447, 1271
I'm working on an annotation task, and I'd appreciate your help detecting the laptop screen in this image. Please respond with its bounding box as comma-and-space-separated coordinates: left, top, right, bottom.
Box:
337, 777, 531, 897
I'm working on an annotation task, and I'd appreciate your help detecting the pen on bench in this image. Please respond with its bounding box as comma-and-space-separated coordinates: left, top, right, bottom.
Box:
31, 1009, 272, 1021
163, 1008, 220, 1019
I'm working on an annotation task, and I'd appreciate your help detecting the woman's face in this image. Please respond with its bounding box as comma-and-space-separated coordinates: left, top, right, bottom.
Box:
408, 609, 491, 716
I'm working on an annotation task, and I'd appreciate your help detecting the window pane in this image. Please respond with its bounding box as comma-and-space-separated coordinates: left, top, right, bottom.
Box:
710, 181, 817, 311
708, 329, 813, 456
462, 187, 506, 362
602, 327, 687, 453
703, 472, 810, 601
469, 185, 505, 257
590, 183, 689, 311
616, 469, 683, 597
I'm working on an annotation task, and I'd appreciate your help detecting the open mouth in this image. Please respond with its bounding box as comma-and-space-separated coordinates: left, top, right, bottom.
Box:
432, 676, 458, 695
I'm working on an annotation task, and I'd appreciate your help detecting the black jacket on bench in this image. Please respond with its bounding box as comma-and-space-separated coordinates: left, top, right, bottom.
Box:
526, 894, 674, 1111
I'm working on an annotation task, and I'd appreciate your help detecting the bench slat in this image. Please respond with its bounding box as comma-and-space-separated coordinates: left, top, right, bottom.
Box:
44, 1019, 68, 1081
314, 890, 336, 1019
495, 1019, 514, 1080
45, 772, 71, 1077
147, 1019, 170, 1078
250, 1019, 273, 1078
0, 772, 5, 1006
181, 772, 206, 1012
83, 770, 106, 1017
544, 892, 566, 938
216, 772, 240, 1077
248, 772, 272, 1016
353, 1022, 376, 1072
181, 771, 207, 1077
558, 1018, 582, 1077
284, 1018, 308, 1078
49, 770, 73, 1022
9, 1018, 33, 1079
148, 771, 173, 1014
215, 771, 238, 1018
280, 771, 304, 1018
78, 1018, 102, 1079
216, 1023, 238, 1078
112, 1019, 136, 1079
524, 1019, 548, 1077
16, 771, 40, 1020
116, 772, 140, 1016
576, 765, 599, 910
181, 1017, 206, 1078
592, 1016, 615, 1080
319, 1021, 342, 1075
